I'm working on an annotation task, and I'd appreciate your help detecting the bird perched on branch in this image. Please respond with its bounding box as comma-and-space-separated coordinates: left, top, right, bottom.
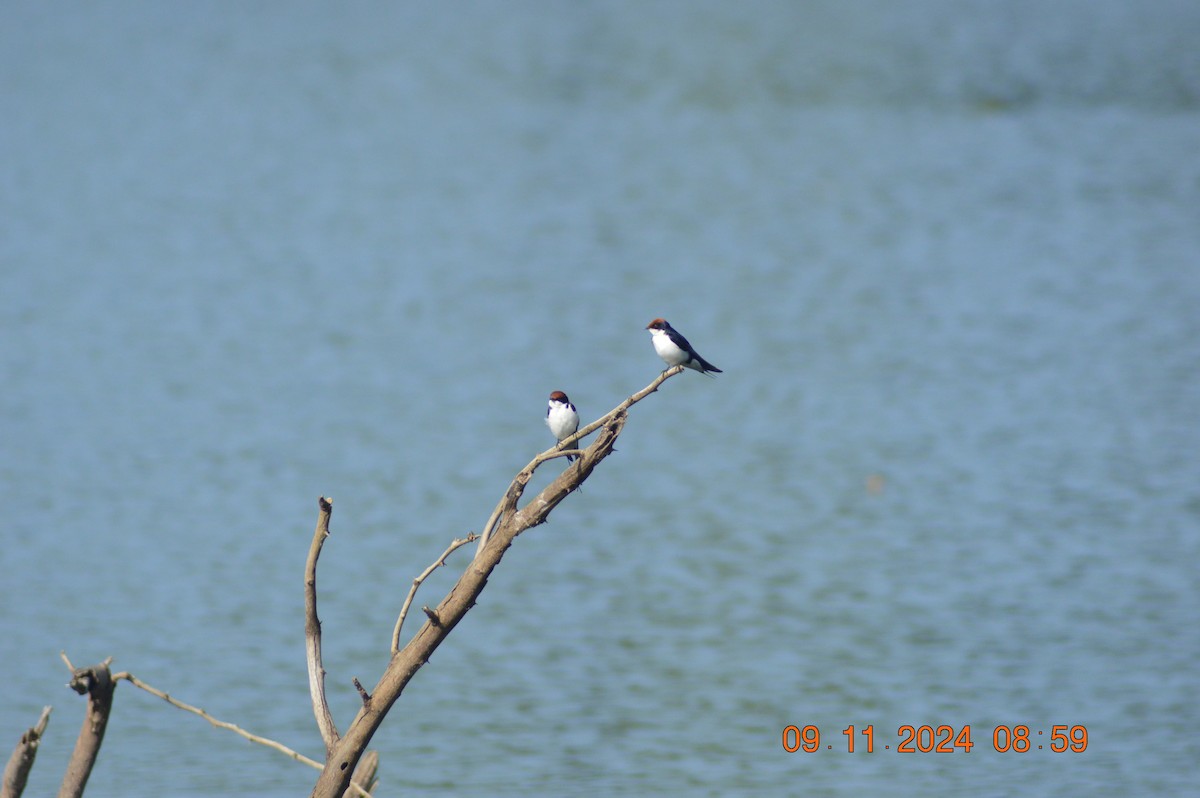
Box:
546, 391, 581, 461
646, 318, 722, 375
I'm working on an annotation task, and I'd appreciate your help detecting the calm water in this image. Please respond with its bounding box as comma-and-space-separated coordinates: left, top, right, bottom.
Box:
3, 2, 1199, 796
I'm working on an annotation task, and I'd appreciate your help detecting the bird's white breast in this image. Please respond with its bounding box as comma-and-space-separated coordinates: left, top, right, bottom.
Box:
651, 330, 687, 365
546, 403, 578, 440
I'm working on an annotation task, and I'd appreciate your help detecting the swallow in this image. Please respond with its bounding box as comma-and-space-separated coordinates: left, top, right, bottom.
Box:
546, 390, 582, 461
646, 318, 722, 375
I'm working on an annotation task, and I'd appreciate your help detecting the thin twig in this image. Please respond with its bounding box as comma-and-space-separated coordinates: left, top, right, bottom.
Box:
33, 707, 52, 737
112, 672, 374, 798
305, 497, 339, 754
352, 678, 370, 706
474, 500, 508, 561
563, 366, 683, 449
391, 534, 478, 653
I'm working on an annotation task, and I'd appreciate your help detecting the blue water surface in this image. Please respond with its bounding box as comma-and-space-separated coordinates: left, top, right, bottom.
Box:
2, 2, 1198, 795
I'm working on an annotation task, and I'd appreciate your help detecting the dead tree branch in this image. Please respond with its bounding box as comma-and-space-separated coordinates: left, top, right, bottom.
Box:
112, 672, 374, 798
58, 656, 115, 798
475, 365, 683, 553
391, 534, 478, 654
310, 366, 684, 797
306, 497, 340, 755
1, 706, 51, 798
113, 672, 323, 768
342, 751, 378, 798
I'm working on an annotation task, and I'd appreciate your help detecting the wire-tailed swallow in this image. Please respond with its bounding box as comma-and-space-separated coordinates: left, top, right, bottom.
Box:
546, 390, 581, 461
646, 318, 722, 375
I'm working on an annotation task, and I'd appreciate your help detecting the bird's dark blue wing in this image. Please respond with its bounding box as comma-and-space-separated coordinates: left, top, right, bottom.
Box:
665, 325, 694, 353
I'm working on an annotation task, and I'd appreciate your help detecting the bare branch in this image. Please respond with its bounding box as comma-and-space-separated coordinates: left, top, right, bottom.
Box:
475, 365, 683, 554
566, 365, 684, 446
305, 497, 340, 755
112, 672, 375, 798
59, 659, 115, 798
474, 500, 507, 559
352, 679, 370, 706
311, 367, 684, 797
391, 534, 478, 653
113, 672, 321, 767
2, 706, 51, 798
342, 751, 378, 798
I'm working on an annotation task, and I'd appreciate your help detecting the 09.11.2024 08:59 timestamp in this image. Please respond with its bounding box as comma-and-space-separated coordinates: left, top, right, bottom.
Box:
782, 724, 1088, 753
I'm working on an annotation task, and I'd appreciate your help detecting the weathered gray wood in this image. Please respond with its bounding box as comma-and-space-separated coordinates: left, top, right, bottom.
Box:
1, 706, 51, 798
58, 662, 115, 798
306, 497, 340, 756
309, 367, 683, 798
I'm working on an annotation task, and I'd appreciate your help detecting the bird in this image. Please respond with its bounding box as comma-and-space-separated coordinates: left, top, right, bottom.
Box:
646, 318, 722, 375
546, 390, 581, 462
